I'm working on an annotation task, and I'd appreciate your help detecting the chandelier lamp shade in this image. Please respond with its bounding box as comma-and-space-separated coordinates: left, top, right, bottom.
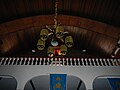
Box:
37, 0, 74, 57
56, 26, 64, 39
47, 46, 54, 57
60, 45, 67, 56
40, 29, 49, 41
65, 36, 73, 48
37, 39, 45, 50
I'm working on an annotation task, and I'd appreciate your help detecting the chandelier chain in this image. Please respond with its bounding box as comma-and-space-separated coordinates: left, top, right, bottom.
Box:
54, 0, 58, 29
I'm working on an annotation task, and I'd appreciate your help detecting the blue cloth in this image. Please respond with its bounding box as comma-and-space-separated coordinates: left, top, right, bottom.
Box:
108, 78, 120, 90
50, 74, 67, 90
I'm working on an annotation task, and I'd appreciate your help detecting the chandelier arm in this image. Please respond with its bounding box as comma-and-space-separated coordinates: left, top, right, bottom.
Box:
60, 38, 64, 42
46, 25, 53, 32
63, 32, 69, 34
48, 32, 54, 36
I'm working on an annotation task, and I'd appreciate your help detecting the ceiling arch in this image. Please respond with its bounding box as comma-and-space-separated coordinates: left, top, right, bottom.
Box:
0, 15, 119, 57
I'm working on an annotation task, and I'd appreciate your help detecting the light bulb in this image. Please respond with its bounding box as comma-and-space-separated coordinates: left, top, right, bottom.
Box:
51, 40, 58, 46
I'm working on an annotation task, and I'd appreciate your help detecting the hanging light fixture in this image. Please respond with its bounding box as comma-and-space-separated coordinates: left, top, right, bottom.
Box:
37, 0, 74, 57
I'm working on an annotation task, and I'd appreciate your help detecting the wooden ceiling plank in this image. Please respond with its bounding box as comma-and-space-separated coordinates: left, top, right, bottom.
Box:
0, 15, 119, 39
14, 0, 27, 17
0, 0, 119, 27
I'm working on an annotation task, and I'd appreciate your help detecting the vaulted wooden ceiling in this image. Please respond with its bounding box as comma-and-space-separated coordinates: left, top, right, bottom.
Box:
0, 0, 120, 57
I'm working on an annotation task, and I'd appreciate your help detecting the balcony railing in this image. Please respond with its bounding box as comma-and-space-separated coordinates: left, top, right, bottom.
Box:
0, 57, 120, 66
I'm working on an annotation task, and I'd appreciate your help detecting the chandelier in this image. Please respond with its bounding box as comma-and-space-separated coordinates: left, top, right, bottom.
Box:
37, 0, 74, 57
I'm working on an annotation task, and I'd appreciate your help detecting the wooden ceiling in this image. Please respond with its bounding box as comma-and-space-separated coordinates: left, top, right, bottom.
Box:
0, 0, 120, 27
0, 0, 120, 57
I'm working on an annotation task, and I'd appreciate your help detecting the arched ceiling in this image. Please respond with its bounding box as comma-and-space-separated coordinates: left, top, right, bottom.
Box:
0, 0, 120, 57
